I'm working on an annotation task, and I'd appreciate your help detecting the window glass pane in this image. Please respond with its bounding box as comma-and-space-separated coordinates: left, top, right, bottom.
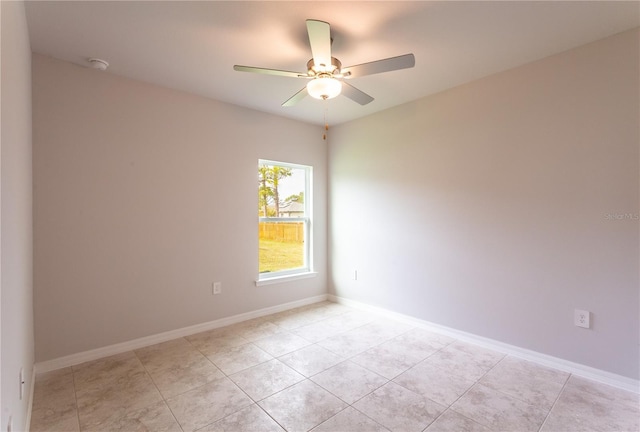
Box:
259, 221, 304, 274
258, 165, 306, 218
258, 161, 310, 277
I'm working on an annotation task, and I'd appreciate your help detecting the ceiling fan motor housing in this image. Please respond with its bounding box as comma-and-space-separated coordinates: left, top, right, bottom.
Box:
307, 57, 342, 76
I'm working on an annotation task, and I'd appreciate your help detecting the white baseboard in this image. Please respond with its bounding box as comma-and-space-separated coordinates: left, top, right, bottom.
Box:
35, 294, 328, 374
328, 294, 640, 394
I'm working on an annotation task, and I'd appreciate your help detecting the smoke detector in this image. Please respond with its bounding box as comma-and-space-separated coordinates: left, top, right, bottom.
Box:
88, 58, 109, 71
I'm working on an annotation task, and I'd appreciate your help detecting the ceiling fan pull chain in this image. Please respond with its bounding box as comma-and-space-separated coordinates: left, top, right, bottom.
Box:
323, 99, 329, 141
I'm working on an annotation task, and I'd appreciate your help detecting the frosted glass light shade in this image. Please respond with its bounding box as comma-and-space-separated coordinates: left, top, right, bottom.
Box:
307, 77, 342, 100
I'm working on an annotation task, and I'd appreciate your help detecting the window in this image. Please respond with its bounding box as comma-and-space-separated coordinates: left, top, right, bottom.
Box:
257, 160, 313, 283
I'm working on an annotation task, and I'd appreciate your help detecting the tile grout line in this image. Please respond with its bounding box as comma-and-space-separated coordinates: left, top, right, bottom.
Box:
537, 372, 572, 432
262, 376, 348, 432
430, 349, 508, 431
132, 348, 186, 432
70, 369, 82, 432
477, 354, 571, 429
393, 343, 469, 432
193, 374, 265, 431
256, 402, 289, 432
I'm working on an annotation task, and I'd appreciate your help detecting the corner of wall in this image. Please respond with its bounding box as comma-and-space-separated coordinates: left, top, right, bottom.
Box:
1, 1, 36, 431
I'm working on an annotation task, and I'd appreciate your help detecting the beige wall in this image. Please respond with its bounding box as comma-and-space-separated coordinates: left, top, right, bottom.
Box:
1, 1, 35, 430
329, 29, 639, 379
32, 54, 327, 362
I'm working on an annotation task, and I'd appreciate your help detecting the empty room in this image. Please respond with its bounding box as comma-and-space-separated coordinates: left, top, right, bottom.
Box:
1, 1, 639, 431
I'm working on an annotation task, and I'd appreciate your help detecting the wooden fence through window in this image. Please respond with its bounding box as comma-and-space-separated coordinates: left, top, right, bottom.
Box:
259, 222, 304, 243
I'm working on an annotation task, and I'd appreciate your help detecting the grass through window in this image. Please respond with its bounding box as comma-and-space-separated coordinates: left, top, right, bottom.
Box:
259, 239, 304, 273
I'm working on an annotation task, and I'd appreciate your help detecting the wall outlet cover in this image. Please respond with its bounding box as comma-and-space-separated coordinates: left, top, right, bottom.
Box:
574, 309, 590, 329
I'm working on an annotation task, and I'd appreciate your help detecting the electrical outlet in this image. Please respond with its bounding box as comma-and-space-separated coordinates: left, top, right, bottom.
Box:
212, 282, 221, 295
574, 309, 590, 329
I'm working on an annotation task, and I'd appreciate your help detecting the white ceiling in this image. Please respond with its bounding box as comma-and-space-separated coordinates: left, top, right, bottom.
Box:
25, 1, 639, 126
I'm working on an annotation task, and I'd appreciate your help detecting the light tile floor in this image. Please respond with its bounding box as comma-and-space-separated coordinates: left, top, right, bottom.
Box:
31, 301, 639, 432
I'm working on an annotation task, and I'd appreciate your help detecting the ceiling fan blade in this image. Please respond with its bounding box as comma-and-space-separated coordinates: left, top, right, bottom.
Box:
306, 19, 332, 70
234, 65, 306, 78
342, 54, 415, 78
282, 87, 308, 107
341, 82, 374, 105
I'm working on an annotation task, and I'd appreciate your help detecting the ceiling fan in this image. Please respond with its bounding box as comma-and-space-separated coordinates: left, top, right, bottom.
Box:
234, 19, 415, 107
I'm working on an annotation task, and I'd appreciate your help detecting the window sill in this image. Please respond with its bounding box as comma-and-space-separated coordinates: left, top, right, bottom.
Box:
255, 272, 318, 287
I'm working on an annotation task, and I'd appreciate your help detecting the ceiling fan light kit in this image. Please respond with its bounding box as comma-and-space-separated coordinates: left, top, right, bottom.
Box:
233, 19, 415, 108
307, 76, 342, 100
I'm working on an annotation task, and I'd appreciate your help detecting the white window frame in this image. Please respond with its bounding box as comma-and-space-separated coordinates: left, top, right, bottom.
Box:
256, 159, 314, 285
